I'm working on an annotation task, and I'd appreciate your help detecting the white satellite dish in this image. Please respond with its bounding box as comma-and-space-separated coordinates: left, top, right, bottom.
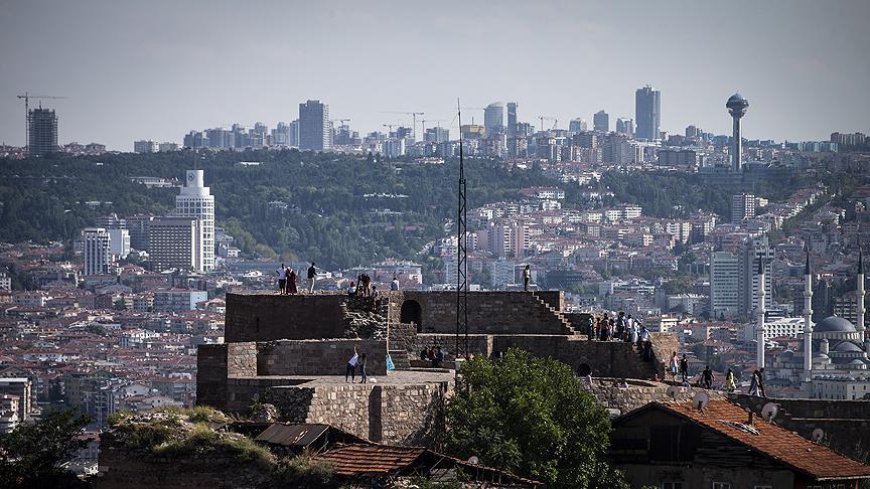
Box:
692, 391, 710, 411
467, 456, 480, 465
812, 428, 825, 443
666, 385, 679, 400
761, 402, 779, 422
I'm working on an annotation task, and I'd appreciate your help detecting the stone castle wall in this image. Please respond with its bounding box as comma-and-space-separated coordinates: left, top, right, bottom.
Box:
225, 293, 348, 342
257, 339, 387, 377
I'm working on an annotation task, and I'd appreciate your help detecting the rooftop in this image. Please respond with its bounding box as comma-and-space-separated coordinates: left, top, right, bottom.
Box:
646, 400, 870, 481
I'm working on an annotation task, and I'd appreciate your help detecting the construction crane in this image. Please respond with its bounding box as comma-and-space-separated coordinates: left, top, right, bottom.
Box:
420, 119, 444, 140
381, 111, 424, 139
459, 107, 486, 127
538, 115, 558, 131
16, 92, 67, 151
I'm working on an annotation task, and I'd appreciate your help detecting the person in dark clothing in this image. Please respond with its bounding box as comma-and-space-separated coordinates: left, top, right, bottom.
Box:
307, 262, 317, 294
702, 365, 714, 389
679, 354, 689, 383
359, 353, 368, 383
434, 346, 444, 368
277, 264, 286, 294
523, 265, 531, 291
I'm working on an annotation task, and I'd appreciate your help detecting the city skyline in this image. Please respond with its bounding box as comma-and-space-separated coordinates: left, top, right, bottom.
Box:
1, 0, 869, 151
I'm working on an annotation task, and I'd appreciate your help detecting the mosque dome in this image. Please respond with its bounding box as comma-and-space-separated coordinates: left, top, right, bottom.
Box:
814, 316, 857, 333
832, 341, 863, 353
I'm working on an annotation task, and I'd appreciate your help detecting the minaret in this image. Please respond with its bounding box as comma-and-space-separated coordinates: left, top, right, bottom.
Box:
858, 248, 865, 338
803, 251, 814, 381
756, 257, 766, 369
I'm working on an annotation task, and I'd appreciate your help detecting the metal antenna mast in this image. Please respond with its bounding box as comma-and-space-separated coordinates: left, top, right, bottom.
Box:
456, 99, 468, 360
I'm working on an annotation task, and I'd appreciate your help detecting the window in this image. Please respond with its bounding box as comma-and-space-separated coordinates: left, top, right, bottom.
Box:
662, 483, 683, 489
712, 484, 731, 489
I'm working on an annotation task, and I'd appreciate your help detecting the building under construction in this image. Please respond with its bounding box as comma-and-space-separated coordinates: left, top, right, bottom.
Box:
28, 106, 58, 156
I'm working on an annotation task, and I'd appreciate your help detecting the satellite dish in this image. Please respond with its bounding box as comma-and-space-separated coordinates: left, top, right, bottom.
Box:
761, 402, 779, 422
692, 391, 710, 411
666, 385, 679, 400
467, 456, 479, 465
812, 428, 825, 443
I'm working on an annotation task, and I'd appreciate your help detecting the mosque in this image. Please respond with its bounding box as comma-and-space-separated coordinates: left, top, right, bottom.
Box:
766, 251, 869, 399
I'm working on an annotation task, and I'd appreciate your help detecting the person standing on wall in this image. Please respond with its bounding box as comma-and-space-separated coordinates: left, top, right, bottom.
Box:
346, 346, 359, 383
307, 262, 317, 294
277, 264, 286, 295
523, 265, 531, 291
288, 267, 298, 295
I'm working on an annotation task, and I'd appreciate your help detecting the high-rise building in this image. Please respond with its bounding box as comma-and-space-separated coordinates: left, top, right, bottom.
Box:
484, 102, 505, 136
569, 119, 588, 133
425, 127, 450, 144
731, 193, 756, 223
149, 217, 201, 272
710, 251, 740, 318
28, 107, 58, 157
106, 229, 130, 259
635, 85, 661, 140
299, 100, 331, 151
82, 228, 112, 276
126, 215, 153, 251
616, 118, 635, 136
174, 170, 214, 272
726, 93, 749, 172
739, 236, 774, 317
593, 111, 609, 132
506, 102, 517, 137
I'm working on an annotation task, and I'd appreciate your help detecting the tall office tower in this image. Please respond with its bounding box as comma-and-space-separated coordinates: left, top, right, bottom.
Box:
484, 102, 505, 136
272, 122, 291, 146
635, 85, 661, 140
174, 170, 214, 272
126, 215, 153, 251
739, 236, 774, 317
569, 119, 588, 133
425, 127, 450, 144
726, 93, 749, 172
149, 217, 201, 272
615, 118, 634, 136
106, 229, 130, 259
710, 251, 740, 318
506, 102, 517, 137
685, 125, 700, 138
82, 228, 112, 276
299, 100, 331, 151
593, 110, 609, 132
731, 193, 756, 223
28, 107, 58, 157
288, 120, 300, 147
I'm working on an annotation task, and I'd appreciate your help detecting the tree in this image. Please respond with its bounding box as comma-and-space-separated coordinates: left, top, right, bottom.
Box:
446, 349, 628, 489
0, 410, 91, 489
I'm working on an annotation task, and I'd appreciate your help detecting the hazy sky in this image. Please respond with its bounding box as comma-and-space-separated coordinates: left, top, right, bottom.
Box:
2, 0, 869, 151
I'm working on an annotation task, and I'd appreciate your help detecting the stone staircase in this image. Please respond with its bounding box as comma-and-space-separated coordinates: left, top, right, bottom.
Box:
531, 292, 578, 335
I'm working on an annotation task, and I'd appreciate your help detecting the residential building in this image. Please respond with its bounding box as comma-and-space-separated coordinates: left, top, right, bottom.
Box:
83, 228, 112, 276
133, 140, 158, 153
506, 102, 517, 137
710, 251, 739, 318
154, 289, 208, 312
107, 228, 130, 259
635, 85, 661, 140
174, 170, 214, 272
731, 193, 757, 223
299, 100, 331, 151
615, 118, 634, 136
610, 401, 870, 488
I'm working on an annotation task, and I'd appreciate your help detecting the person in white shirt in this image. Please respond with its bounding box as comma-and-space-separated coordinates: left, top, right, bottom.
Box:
276, 264, 286, 294
345, 347, 359, 382
391, 276, 400, 291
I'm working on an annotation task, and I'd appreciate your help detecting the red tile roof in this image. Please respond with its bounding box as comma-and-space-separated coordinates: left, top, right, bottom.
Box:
654, 400, 870, 481
316, 444, 425, 476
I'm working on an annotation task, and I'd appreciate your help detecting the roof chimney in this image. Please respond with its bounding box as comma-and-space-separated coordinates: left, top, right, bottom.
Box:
747, 410, 754, 426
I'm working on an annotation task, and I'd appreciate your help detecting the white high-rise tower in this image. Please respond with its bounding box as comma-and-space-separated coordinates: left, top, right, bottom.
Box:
175, 170, 215, 272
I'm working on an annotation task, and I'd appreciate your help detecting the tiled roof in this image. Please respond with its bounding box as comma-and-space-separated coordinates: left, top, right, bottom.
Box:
655, 400, 870, 481
316, 444, 425, 476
